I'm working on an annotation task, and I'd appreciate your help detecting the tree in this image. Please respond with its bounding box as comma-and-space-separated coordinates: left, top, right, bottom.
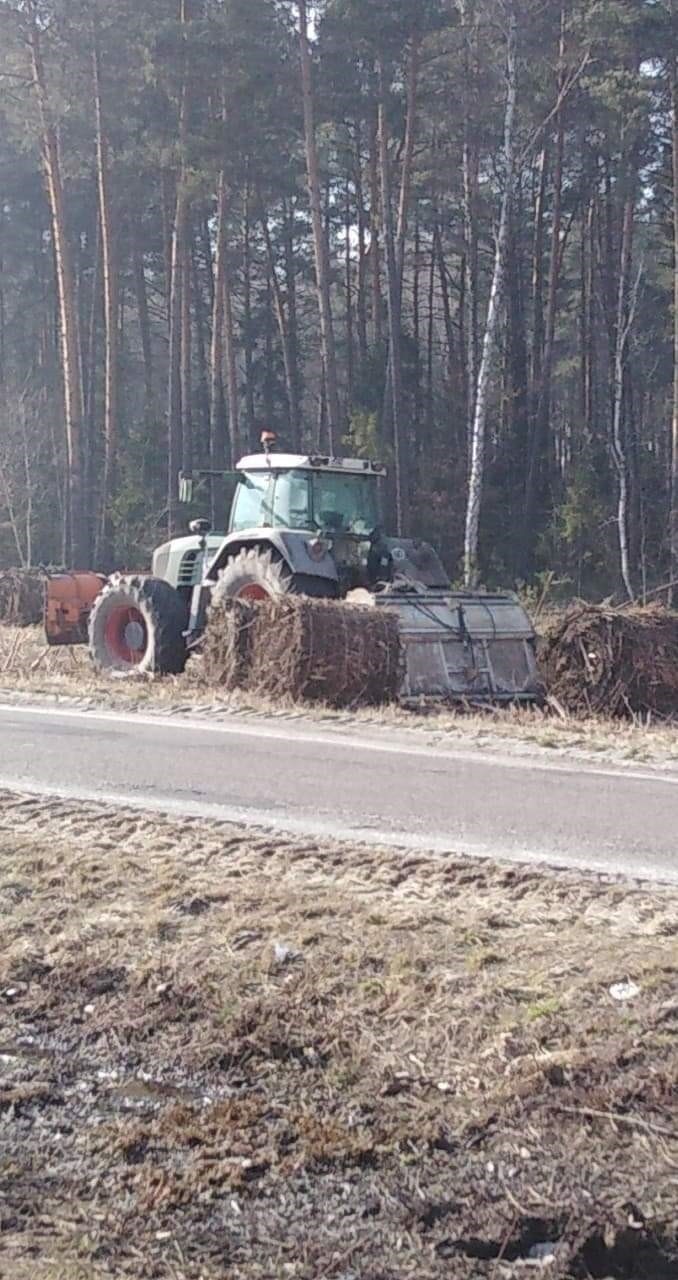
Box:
0, 0, 673, 602
378, 58, 408, 533
92, 7, 119, 567
665, 0, 670, 593
22, 0, 87, 566
296, 0, 342, 450
167, 0, 195, 535
464, 0, 518, 587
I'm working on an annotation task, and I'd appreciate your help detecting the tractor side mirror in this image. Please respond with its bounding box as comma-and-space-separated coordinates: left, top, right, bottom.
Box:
179, 473, 194, 504
189, 519, 212, 537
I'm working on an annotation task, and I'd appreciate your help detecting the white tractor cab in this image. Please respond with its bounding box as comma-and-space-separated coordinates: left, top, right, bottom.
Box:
76, 441, 540, 701
162, 450, 450, 608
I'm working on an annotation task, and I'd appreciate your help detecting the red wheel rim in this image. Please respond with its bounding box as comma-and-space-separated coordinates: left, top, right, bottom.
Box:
237, 584, 269, 602
103, 605, 148, 665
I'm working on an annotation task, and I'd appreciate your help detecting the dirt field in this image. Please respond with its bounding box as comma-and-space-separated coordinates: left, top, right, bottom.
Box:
0, 791, 676, 1279
3, 624, 678, 773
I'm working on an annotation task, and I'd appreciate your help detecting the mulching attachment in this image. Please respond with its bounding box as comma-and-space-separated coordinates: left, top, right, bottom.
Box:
0, 569, 47, 627
204, 596, 404, 709
540, 602, 678, 718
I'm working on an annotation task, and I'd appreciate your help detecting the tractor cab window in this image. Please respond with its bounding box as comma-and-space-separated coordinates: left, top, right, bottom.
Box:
230, 472, 274, 532
272, 470, 312, 530
311, 472, 379, 537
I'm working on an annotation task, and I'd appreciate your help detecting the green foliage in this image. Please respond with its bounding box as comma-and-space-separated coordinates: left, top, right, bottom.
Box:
541, 467, 610, 596
344, 412, 394, 472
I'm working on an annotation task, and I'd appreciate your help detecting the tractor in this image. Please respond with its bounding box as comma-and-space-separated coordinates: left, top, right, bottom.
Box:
45, 443, 540, 701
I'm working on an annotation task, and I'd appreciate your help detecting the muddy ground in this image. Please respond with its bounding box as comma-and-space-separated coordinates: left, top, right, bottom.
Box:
0, 791, 676, 1279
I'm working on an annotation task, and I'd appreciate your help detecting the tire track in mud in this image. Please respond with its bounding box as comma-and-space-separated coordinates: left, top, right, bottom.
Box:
0, 789, 676, 1280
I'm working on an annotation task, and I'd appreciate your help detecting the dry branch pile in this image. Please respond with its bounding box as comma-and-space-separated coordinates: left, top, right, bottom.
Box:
540, 602, 678, 718
204, 596, 404, 708
202, 597, 257, 690
0, 569, 46, 627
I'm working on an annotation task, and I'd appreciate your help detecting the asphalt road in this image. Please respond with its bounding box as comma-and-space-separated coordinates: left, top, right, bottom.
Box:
0, 702, 676, 884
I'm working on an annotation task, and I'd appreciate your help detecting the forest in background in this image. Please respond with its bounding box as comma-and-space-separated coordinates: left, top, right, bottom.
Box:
0, 0, 676, 600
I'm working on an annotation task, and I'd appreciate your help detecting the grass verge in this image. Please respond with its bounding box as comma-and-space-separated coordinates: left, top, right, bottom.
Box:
0, 792, 676, 1278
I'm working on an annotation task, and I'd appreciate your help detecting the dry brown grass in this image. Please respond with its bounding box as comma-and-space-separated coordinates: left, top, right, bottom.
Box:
2, 624, 678, 771
0, 791, 676, 1279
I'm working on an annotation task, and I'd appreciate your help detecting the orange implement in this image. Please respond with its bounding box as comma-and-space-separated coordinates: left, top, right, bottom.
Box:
45, 572, 106, 646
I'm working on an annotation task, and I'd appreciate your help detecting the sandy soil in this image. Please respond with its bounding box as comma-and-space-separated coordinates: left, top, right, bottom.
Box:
0, 790, 676, 1279
2, 624, 678, 773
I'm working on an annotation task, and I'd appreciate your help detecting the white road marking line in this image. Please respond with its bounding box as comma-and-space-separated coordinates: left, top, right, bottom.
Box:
0, 776, 672, 886
0, 701, 676, 787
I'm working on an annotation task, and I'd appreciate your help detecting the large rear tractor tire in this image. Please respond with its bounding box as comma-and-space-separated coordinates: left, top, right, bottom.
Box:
212, 548, 337, 606
89, 575, 188, 677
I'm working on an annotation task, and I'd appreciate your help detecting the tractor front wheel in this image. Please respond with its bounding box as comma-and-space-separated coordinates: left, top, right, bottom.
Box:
89, 576, 188, 677
213, 548, 336, 605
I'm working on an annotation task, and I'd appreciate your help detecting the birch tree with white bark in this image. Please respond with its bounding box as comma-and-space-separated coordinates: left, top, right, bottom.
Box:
463, 0, 518, 588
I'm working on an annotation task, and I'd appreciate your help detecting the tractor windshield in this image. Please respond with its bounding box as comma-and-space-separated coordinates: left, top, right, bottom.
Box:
231, 468, 380, 537
230, 470, 312, 532
230, 471, 275, 531
311, 472, 379, 536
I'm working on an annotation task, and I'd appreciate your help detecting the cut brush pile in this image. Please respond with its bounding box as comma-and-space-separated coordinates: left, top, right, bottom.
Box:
203, 595, 404, 709
540, 602, 678, 718
0, 568, 46, 627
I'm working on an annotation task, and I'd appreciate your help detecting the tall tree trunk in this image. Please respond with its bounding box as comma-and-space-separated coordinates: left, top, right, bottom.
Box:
243, 184, 256, 450
426, 236, 436, 459
464, 3, 518, 588
368, 96, 383, 349
296, 0, 341, 450
93, 24, 118, 569
283, 200, 302, 442
0, 211, 5, 392
354, 122, 369, 369
382, 34, 421, 437
223, 241, 240, 464
191, 233, 211, 465
378, 62, 407, 535
200, 213, 215, 317
435, 223, 455, 390
612, 173, 638, 602
587, 193, 599, 447
83, 215, 100, 532
396, 34, 421, 294
167, 0, 193, 533
459, 249, 469, 434
413, 206, 422, 445
27, 1, 86, 566
261, 208, 301, 445
671, 27, 678, 598
263, 273, 275, 428
132, 229, 154, 421
506, 194, 530, 573
601, 153, 617, 413
579, 196, 591, 437
530, 144, 548, 410
181, 238, 193, 477
460, 0, 480, 441
210, 165, 229, 495
161, 169, 175, 319
523, 8, 565, 570
345, 175, 355, 412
